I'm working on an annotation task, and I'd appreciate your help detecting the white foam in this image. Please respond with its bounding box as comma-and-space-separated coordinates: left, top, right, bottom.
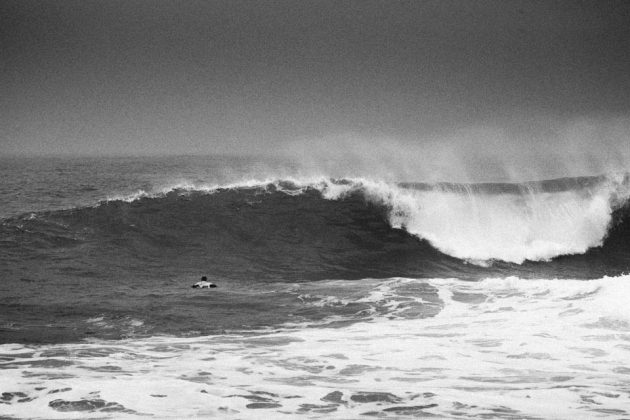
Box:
102, 176, 328, 203
316, 176, 630, 263
3, 275, 629, 419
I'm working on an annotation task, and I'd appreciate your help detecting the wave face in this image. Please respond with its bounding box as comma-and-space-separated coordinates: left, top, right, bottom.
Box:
3, 175, 629, 284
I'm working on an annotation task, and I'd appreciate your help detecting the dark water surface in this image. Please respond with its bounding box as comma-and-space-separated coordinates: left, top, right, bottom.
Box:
1, 156, 629, 343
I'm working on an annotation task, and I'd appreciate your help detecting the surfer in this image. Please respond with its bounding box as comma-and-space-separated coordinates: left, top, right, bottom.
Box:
192, 276, 217, 289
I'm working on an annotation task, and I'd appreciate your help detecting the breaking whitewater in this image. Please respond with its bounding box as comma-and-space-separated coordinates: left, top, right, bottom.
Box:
1, 157, 629, 419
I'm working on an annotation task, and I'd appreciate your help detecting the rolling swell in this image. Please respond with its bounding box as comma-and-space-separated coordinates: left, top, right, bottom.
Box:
2, 184, 462, 282
2, 177, 629, 282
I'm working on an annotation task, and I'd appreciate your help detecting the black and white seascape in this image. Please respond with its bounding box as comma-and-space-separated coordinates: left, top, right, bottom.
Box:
2, 2, 630, 419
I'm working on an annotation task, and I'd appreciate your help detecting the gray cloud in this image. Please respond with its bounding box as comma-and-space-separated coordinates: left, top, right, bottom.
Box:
1, 0, 629, 180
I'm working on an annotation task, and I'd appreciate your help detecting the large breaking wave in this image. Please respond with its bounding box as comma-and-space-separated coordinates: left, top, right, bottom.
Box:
2, 174, 629, 281
321, 175, 630, 264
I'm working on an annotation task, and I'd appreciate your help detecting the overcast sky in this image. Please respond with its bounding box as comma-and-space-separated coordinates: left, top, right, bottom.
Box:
2, 0, 629, 179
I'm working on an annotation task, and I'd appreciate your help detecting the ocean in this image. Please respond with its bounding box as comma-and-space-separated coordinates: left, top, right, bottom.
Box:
1, 155, 629, 419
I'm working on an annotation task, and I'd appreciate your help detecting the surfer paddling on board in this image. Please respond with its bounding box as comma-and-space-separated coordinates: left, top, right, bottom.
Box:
192, 276, 217, 289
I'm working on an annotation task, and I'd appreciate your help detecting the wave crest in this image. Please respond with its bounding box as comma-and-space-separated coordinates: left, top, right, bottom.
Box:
3, 174, 629, 280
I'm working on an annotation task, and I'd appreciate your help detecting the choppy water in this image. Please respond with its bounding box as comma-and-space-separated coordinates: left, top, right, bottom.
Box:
1, 156, 629, 418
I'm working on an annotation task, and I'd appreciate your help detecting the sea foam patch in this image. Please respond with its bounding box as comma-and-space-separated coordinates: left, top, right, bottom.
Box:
1, 275, 629, 419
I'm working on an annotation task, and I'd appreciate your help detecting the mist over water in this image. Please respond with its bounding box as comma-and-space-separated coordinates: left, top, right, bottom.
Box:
282, 117, 630, 183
